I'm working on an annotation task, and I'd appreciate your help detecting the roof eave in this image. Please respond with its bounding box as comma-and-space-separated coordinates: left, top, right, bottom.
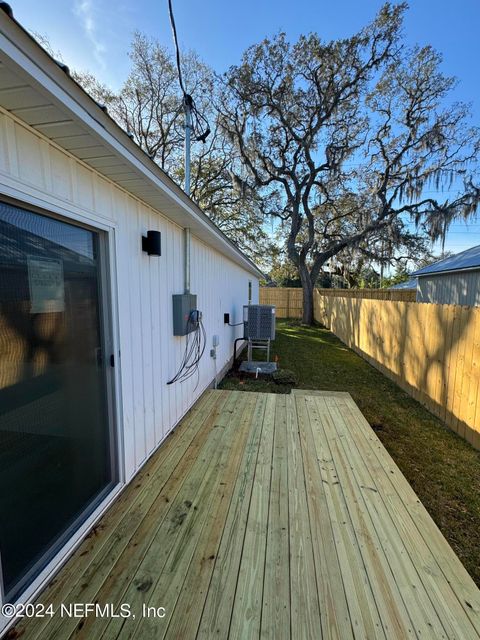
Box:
414, 265, 480, 278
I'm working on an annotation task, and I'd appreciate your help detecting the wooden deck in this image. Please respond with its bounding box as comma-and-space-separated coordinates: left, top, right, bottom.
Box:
12, 389, 480, 640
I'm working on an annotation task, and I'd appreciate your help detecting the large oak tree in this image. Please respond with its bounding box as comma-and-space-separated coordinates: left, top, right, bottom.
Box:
218, 2, 480, 323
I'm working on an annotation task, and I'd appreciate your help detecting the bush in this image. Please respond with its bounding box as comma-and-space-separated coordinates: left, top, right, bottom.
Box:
272, 368, 297, 386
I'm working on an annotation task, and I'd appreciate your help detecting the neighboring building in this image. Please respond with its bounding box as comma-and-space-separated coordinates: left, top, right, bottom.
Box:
412, 245, 480, 305
0, 6, 261, 627
390, 277, 418, 290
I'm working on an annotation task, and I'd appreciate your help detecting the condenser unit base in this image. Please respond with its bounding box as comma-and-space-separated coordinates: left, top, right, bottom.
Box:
238, 361, 278, 375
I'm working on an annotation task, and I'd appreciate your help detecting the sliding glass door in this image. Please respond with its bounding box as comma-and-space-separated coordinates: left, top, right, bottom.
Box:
0, 201, 116, 601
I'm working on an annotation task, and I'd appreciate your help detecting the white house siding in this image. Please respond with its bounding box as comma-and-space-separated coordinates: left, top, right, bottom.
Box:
0, 108, 258, 482
417, 270, 480, 306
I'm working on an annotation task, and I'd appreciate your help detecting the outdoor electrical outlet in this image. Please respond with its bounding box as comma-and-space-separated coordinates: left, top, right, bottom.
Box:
224, 313, 230, 324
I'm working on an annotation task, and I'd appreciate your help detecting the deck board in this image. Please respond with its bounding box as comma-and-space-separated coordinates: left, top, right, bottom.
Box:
10, 389, 480, 640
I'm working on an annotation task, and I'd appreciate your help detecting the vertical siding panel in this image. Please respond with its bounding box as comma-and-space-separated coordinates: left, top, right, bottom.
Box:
50, 147, 73, 202
39, 139, 52, 194
158, 219, 170, 440
175, 227, 185, 421
15, 122, 45, 189
3, 113, 19, 176
113, 191, 136, 480
186, 238, 198, 402
149, 210, 163, 446
75, 165, 95, 211
418, 272, 480, 306
170, 224, 180, 428
93, 176, 114, 221
0, 112, 10, 172
0, 110, 261, 476
131, 201, 147, 467
166, 223, 179, 426
205, 243, 214, 390
139, 208, 155, 456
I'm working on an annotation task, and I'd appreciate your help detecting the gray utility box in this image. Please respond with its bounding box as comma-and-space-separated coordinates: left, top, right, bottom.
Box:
173, 293, 198, 336
243, 304, 276, 340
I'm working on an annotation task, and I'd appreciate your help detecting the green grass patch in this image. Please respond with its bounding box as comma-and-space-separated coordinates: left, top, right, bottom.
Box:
219, 319, 480, 586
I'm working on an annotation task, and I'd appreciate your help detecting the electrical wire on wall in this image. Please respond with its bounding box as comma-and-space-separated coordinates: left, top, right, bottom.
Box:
167, 311, 207, 386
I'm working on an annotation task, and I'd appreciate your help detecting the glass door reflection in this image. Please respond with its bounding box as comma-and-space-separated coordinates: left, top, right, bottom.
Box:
0, 201, 115, 600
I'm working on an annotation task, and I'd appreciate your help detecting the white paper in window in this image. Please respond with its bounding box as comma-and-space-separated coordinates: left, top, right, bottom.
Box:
27, 256, 65, 313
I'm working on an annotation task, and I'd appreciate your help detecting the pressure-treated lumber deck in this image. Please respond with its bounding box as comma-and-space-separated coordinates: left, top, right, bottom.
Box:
11, 390, 480, 639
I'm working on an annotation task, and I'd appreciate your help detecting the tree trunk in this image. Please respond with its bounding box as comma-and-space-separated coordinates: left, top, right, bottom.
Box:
299, 264, 314, 325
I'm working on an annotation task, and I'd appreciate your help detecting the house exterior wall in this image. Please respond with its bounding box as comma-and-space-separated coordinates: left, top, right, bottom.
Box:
416, 270, 480, 306
0, 109, 259, 482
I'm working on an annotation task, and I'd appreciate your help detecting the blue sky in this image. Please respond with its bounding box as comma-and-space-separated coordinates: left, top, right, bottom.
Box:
9, 0, 480, 257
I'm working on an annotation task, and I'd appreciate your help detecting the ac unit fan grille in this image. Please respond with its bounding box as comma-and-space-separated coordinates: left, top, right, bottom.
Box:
244, 305, 276, 340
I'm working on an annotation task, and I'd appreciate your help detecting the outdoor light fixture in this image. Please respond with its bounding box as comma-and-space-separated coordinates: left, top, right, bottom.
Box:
142, 230, 162, 256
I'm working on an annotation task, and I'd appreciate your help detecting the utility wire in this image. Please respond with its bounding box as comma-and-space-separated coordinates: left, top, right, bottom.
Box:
168, 0, 186, 95
167, 0, 210, 143
167, 313, 207, 385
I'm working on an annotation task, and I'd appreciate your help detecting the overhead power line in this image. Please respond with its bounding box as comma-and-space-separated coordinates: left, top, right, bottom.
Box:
168, 0, 186, 95
167, 0, 211, 145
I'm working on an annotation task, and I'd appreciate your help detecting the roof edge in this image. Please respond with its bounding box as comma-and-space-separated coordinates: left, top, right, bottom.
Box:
413, 265, 480, 278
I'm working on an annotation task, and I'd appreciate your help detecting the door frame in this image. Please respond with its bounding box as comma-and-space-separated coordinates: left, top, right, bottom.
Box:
0, 191, 126, 614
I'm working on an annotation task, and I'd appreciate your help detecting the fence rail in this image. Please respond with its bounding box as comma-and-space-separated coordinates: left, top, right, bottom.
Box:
317, 288, 416, 301
260, 286, 480, 449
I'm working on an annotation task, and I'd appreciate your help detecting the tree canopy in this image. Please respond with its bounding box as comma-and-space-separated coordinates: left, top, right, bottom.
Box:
218, 2, 480, 322
72, 33, 273, 263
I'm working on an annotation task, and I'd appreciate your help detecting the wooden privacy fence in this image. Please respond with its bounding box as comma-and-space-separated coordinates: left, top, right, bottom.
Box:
315, 294, 480, 449
317, 288, 416, 302
260, 287, 303, 318
260, 287, 416, 317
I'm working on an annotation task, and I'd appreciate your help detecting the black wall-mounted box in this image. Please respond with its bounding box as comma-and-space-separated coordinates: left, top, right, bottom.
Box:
142, 230, 161, 256
172, 293, 198, 336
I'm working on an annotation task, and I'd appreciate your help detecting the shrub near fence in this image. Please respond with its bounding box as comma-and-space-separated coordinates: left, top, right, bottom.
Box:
315, 294, 480, 450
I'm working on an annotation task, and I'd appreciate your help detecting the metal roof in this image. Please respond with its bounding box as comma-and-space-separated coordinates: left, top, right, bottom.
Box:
412, 245, 480, 277
0, 4, 263, 279
390, 277, 417, 289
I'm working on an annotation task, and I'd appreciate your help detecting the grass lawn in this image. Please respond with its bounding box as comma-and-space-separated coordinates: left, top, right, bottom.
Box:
220, 319, 480, 587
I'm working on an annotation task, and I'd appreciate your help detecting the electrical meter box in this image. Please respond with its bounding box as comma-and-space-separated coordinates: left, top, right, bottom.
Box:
243, 304, 276, 340
172, 293, 198, 336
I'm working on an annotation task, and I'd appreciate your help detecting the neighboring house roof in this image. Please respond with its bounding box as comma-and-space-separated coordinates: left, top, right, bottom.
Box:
412, 245, 480, 277
0, 4, 263, 279
390, 277, 417, 290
